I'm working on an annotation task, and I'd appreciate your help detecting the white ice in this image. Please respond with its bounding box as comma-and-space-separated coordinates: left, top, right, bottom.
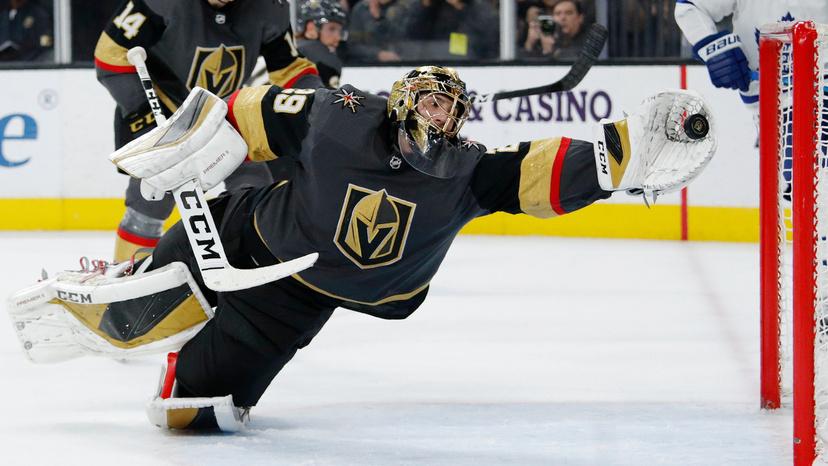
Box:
0, 232, 789, 465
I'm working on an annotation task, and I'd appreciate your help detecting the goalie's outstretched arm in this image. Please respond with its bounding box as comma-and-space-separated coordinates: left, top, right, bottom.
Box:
471, 137, 611, 219
471, 89, 716, 217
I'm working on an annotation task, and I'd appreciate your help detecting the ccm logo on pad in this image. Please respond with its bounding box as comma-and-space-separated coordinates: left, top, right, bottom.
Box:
57, 290, 93, 304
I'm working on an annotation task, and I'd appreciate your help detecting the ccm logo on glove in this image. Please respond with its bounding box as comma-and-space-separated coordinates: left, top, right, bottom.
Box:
596, 140, 608, 175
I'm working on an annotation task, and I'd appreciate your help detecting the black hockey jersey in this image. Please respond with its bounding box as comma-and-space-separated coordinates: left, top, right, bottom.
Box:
297, 39, 342, 88
94, 0, 319, 125
228, 85, 609, 318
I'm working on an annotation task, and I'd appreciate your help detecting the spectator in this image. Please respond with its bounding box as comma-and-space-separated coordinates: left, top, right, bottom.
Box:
403, 0, 499, 61
550, 0, 588, 59
520, 5, 552, 58
608, 0, 682, 58
0, 0, 53, 61
296, 0, 347, 88
347, 0, 407, 63
520, 0, 590, 60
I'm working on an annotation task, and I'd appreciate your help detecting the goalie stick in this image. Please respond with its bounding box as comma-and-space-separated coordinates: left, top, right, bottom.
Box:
472, 23, 608, 103
124, 47, 318, 292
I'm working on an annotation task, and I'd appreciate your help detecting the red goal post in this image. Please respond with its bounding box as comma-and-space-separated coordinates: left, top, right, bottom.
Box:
759, 21, 827, 466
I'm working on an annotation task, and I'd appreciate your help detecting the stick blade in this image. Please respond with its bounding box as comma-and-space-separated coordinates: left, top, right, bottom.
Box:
201, 252, 319, 292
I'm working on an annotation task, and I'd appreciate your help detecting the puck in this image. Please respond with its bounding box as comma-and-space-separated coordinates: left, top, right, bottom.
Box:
684, 114, 709, 140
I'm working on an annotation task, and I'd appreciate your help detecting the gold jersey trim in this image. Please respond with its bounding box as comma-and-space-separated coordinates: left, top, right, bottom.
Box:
93, 32, 130, 67
232, 86, 277, 162
252, 212, 430, 306
518, 138, 563, 219
268, 58, 317, 88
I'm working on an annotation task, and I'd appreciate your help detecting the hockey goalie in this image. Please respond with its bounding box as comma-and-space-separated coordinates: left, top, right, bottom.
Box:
7, 66, 716, 432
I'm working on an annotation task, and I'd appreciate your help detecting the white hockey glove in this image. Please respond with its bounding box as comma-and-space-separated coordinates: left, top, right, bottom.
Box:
593, 89, 716, 198
110, 87, 248, 201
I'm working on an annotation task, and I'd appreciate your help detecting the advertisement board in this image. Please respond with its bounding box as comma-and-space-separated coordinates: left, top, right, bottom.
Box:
0, 65, 760, 239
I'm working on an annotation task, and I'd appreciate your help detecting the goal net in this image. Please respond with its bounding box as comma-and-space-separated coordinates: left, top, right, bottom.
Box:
760, 21, 828, 466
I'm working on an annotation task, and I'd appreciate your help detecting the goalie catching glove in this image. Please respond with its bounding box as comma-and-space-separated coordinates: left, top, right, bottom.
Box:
593, 89, 716, 197
109, 87, 249, 201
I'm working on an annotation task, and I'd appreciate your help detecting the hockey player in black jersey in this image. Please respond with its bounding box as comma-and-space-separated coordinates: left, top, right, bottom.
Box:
8, 67, 716, 432
295, 0, 347, 89
95, 0, 323, 263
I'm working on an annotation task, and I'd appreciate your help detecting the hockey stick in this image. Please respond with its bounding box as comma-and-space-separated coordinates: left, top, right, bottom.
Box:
125, 47, 318, 292
472, 23, 608, 103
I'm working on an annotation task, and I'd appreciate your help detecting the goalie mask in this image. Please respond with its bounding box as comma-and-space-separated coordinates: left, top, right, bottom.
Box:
388, 66, 475, 179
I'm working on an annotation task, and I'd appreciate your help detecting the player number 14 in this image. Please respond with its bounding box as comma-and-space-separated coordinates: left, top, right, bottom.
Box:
113, 1, 147, 40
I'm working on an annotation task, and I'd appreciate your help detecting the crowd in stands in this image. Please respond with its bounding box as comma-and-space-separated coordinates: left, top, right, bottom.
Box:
0, 0, 52, 62
321, 0, 596, 62
1, 0, 687, 64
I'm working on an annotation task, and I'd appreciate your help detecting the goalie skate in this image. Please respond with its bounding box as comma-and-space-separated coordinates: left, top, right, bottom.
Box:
146, 352, 249, 432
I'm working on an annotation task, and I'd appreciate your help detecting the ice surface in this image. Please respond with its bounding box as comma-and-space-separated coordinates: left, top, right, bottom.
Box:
0, 232, 789, 465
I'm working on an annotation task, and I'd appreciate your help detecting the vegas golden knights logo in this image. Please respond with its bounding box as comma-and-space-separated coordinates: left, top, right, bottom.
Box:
334, 184, 416, 269
186, 44, 245, 98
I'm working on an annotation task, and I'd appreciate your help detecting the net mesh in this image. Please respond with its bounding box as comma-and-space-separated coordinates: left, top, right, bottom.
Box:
770, 22, 828, 460
777, 34, 794, 408
814, 26, 828, 458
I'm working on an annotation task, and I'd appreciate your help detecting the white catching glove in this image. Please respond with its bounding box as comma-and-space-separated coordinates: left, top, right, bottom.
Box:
593, 89, 717, 196
109, 87, 249, 201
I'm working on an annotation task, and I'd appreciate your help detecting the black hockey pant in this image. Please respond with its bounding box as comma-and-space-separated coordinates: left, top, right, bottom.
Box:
149, 187, 341, 407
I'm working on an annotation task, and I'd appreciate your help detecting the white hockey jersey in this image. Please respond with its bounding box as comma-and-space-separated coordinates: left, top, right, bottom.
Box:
675, 0, 828, 104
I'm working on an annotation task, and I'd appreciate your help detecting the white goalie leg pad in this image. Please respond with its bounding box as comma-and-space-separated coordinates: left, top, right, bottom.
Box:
593, 89, 717, 194
108, 87, 249, 201
7, 261, 213, 363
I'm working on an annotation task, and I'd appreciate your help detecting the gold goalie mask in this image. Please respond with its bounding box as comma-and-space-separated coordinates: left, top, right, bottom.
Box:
387, 66, 478, 179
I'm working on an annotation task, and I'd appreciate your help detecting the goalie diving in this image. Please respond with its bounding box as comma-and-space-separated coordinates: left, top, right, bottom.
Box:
6, 65, 716, 433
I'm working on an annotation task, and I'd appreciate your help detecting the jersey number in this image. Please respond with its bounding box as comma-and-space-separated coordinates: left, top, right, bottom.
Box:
273, 89, 313, 114
113, 1, 147, 40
